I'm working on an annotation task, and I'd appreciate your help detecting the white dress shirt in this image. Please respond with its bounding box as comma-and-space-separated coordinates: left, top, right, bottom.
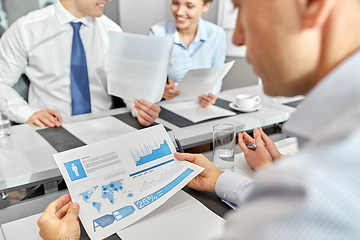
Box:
216, 50, 360, 239
0, 0, 122, 123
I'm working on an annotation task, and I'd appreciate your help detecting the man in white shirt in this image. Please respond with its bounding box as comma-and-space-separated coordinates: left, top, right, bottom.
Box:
0, 0, 161, 127
37, 0, 360, 239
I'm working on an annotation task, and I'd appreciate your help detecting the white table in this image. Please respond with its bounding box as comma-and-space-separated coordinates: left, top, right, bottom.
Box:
0, 85, 300, 223
158, 85, 301, 148
0, 137, 299, 239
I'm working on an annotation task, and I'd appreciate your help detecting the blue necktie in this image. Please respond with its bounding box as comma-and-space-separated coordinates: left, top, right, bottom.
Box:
70, 22, 91, 116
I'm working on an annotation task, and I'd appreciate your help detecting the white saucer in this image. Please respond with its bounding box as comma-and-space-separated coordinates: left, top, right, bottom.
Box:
229, 102, 261, 112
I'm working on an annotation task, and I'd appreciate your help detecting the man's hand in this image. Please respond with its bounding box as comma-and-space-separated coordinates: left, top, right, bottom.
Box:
198, 93, 217, 107
27, 109, 62, 127
175, 152, 223, 193
258, 127, 283, 160
163, 80, 181, 99
37, 194, 80, 240
238, 127, 282, 170
134, 99, 161, 126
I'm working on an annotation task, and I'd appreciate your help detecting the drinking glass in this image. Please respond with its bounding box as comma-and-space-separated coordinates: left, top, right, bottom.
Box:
213, 123, 236, 171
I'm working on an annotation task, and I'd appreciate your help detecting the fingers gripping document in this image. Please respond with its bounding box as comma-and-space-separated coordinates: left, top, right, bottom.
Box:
53, 125, 203, 240
107, 32, 174, 103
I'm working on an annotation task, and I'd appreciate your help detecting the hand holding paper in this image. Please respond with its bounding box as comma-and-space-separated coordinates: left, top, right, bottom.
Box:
170, 61, 235, 103
37, 194, 80, 240
174, 152, 223, 193
134, 99, 161, 126
163, 79, 181, 100
198, 93, 217, 107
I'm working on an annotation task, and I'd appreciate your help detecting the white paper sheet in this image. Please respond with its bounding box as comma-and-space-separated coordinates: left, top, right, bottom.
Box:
170, 61, 235, 103
0, 229, 5, 240
62, 116, 136, 145
234, 137, 299, 179
117, 190, 225, 240
161, 101, 236, 123
53, 125, 203, 240
1, 213, 42, 240
107, 31, 174, 103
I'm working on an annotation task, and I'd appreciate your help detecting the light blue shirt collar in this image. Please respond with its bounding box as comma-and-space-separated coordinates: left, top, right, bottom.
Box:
196, 17, 208, 42
55, 0, 93, 27
173, 17, 208, 45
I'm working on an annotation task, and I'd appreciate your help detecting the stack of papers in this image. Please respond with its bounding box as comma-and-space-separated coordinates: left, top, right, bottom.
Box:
62, 116, 136, 144
161, 101, 236, 123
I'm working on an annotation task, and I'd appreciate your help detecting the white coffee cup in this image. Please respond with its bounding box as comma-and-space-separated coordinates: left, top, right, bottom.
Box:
235, 94, 261, 110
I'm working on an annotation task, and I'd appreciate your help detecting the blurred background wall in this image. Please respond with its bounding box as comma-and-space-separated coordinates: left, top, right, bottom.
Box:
0, 0, 258, 91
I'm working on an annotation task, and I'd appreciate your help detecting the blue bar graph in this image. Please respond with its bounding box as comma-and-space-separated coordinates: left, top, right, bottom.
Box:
130, 140, 172, 166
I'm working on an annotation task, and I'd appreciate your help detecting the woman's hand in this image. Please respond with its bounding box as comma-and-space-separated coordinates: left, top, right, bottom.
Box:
199, 93, 217, 107
163, 80, 181, 99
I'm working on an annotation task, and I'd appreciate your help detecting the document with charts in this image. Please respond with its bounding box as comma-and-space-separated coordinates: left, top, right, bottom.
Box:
53, 125, 203, 240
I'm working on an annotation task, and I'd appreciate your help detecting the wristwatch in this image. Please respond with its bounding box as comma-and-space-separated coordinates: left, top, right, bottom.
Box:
59, 238, 75, 240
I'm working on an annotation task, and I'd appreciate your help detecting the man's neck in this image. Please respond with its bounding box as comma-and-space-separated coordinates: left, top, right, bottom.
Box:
316, 0, 360, 83
60, 0, 85, 18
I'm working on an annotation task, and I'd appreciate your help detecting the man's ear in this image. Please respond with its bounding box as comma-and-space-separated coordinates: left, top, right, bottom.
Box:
298, 0, 335, 28
202, 1, 211, 14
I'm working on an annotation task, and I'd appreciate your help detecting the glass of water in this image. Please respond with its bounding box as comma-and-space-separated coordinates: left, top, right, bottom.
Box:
0, 98, 11, 138
213, 123, 236, 171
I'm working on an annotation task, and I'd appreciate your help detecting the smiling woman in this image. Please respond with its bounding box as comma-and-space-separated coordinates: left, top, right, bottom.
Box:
170, 0, 212, 44
149, 0, 226, 107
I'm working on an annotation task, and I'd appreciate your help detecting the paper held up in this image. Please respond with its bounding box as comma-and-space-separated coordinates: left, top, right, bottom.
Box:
107, 31, 174, 103
170, 60, 235, 102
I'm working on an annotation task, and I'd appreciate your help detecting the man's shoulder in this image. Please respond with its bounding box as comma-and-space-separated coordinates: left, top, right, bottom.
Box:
97, 15, 122, 32
16, 4, 55, 26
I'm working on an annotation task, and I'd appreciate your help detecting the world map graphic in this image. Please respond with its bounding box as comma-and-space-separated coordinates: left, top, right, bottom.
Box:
79, 179, 133, 213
